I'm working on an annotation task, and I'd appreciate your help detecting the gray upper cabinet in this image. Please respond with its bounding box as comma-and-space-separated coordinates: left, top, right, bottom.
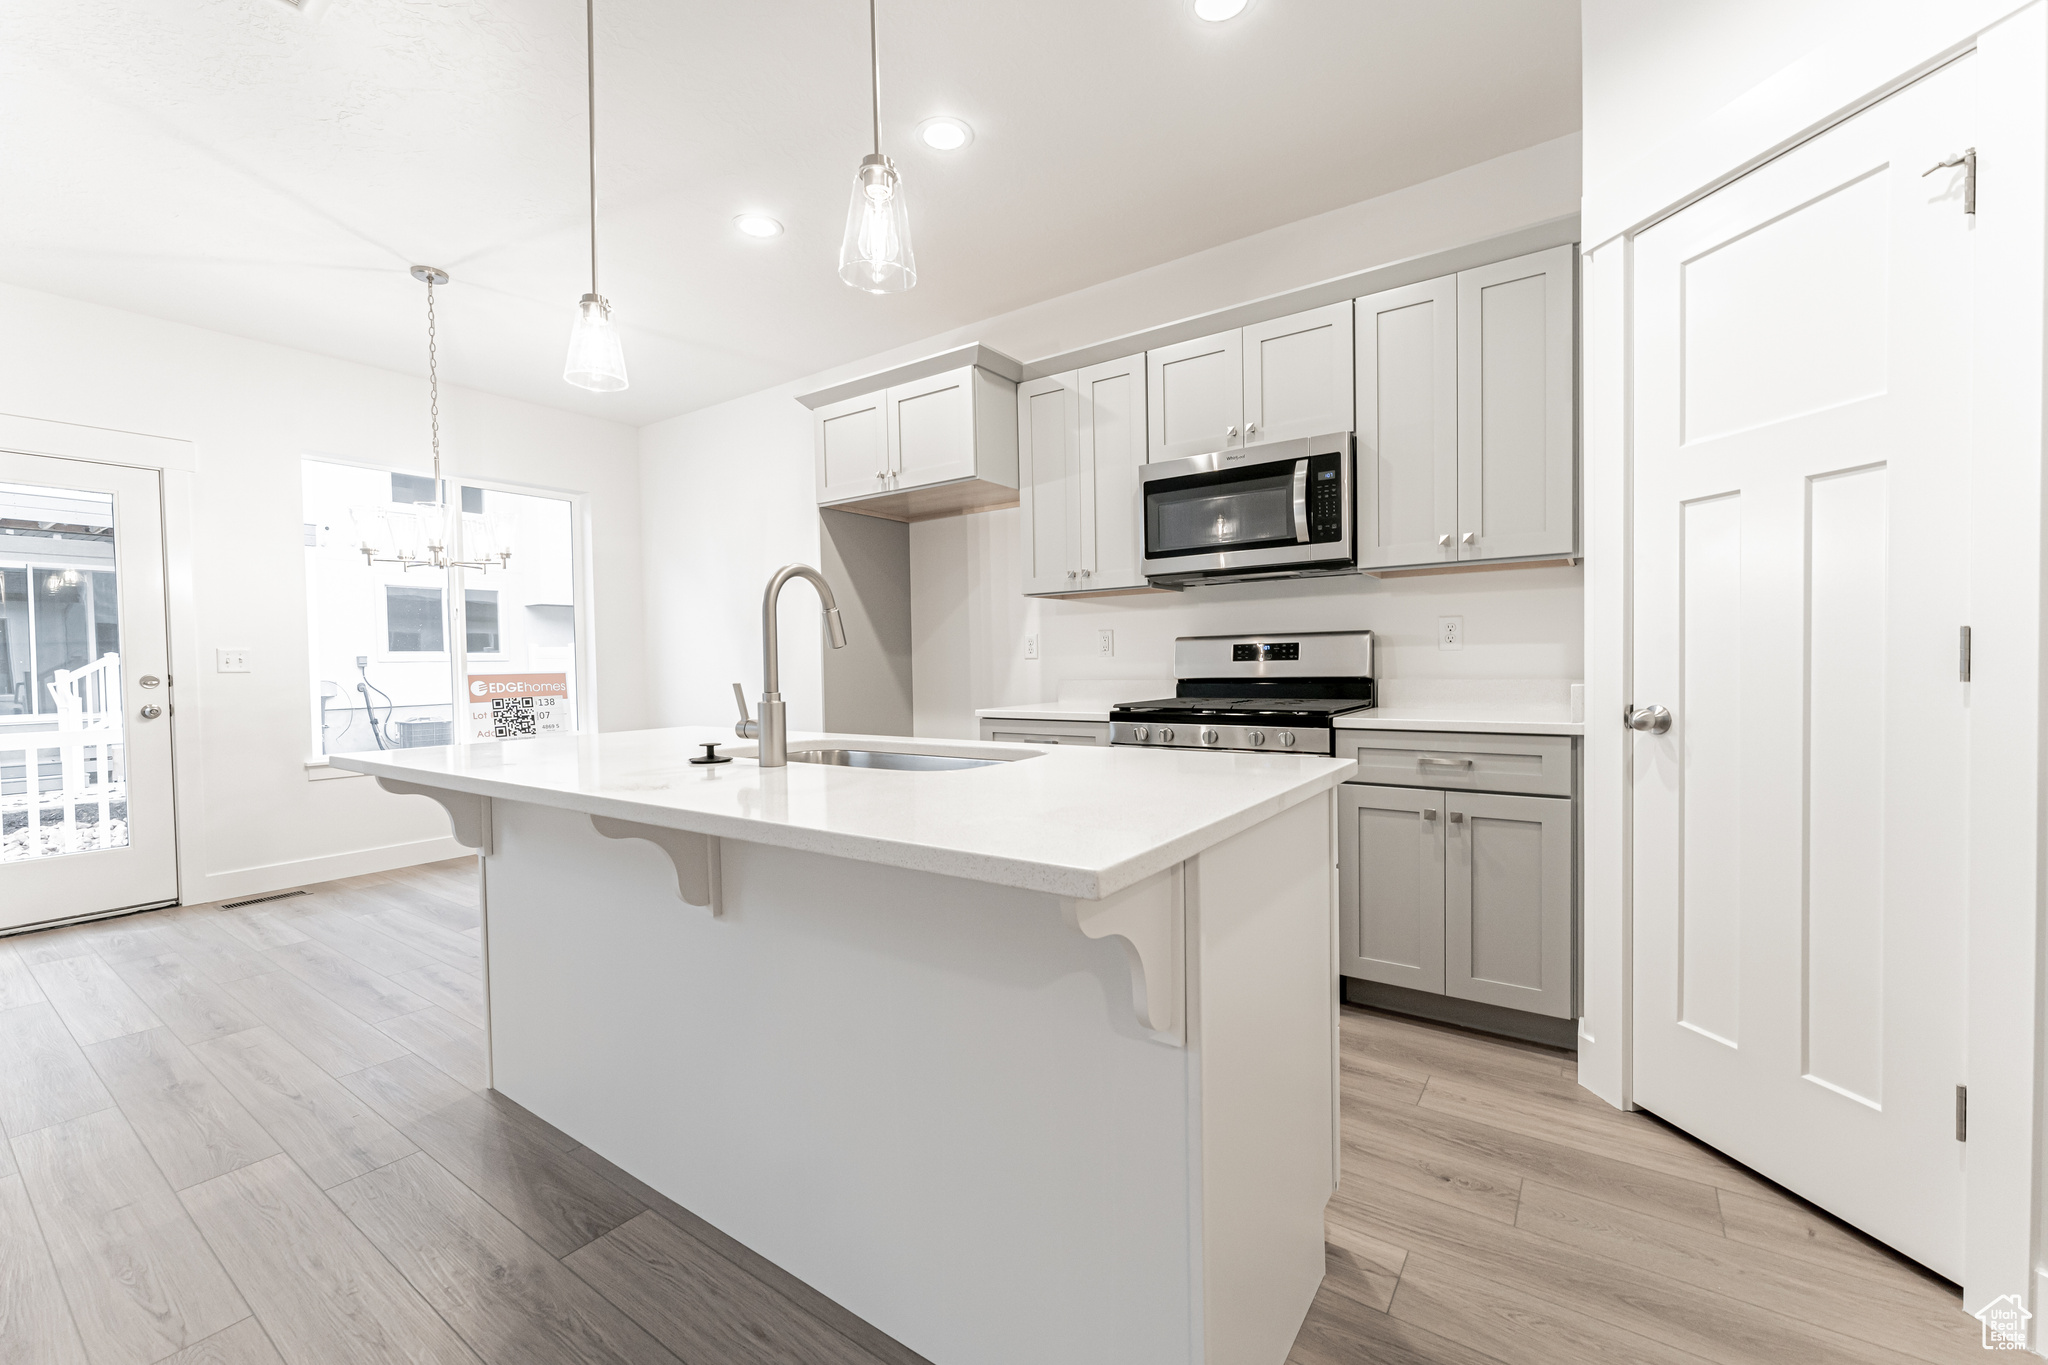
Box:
1146, 329, 1243, 462
1242, 301, 1354, 446
1352, 244, 1577, 570
1020, 354, 1148, 597
1017, 372, 1079, 596
1147, 302, 1355, 463
815, 391, 891, 505
1457, 246, 1575, 562
1339, 783, 1447, 994
815, 364, 1019, 519
1444, 791, 1573, 1019
1356, 277, 1459, 570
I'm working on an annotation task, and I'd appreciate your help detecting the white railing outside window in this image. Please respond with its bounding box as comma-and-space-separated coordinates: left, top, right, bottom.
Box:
0, 651, 126, 862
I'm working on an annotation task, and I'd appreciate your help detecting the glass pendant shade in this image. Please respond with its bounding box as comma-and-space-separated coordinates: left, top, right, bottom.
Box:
838, 154, 916, 294
564, 293, 629, 392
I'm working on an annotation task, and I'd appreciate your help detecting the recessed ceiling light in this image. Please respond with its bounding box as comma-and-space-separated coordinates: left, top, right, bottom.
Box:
1193, 0, 1248, 19
917, 117, 973, 152
734, 214, 784, 239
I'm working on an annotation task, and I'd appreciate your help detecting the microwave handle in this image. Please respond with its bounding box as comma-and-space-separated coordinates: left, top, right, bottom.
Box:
1292, 459, 1311, 544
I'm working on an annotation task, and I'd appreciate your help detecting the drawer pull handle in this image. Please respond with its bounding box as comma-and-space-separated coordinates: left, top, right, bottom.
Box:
1418, 756, 1474, 769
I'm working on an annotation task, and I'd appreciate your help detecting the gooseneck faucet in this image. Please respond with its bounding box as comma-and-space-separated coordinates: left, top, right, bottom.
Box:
733, 563, 848, 767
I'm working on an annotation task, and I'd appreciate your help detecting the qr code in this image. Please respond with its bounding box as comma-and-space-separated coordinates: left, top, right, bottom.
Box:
491, 696, 537, 737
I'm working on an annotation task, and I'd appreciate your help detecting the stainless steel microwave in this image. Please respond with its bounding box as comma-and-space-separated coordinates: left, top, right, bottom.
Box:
1140, 432, 1354, 586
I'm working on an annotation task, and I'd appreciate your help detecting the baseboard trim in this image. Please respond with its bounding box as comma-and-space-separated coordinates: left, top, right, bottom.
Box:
1343, 977, 1579, 1050
184, 835, 469, 906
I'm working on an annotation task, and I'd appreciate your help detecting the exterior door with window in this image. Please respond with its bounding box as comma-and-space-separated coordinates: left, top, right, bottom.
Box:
0, 451, 176, 930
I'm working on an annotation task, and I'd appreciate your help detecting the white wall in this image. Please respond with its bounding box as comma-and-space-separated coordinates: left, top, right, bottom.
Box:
639, 134, 1584, 735
0, 281, 646, 902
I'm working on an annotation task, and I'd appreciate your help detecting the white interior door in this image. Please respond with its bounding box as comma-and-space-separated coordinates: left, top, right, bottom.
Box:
0, 451, 177, 929
1631, 57, 1974, 1277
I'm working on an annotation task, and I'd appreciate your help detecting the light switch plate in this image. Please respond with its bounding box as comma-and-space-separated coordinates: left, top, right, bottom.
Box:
216, 648, 251, 673
1438, 617, 1464, 651
1097, 629, 1114, 657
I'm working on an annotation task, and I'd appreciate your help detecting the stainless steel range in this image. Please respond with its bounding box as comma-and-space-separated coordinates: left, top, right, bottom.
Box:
1110, 630, 1375, 756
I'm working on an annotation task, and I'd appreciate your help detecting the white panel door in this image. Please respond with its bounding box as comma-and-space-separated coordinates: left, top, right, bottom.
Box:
1017, 372, 1079, 596
889, 367, 978, 490
1337, 783, 1445, 994
1146, 329, 1243, 462
1631, 57, 1973, 1277
815, 391, 889, 504
1242, 301, 1353, 447
0, 452, 177, 929
1456, 244, 1576, 561
1076, 353, 1148, 592
1356, 277, 1459, 569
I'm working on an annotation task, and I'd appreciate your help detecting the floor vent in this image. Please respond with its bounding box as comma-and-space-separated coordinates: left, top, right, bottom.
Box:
218, 889, 310, 910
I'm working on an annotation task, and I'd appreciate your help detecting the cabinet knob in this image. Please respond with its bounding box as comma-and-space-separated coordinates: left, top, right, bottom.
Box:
1438, 534, 1452, 547
1626, 704, 1673, 735
1460, 531, 1477, 545
1246, 422, 1257, 439
1080, 568, 1091, 578
1226, 425, 1239, 439
1066, 570, 1077, 579
1422, 808, 1438, 822
1448, 810, 1465, 825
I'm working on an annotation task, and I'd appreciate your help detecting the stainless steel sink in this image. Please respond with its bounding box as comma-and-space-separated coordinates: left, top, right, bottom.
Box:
785, 748, 1007, 772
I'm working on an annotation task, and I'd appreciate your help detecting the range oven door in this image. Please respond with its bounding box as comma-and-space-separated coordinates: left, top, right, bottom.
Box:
1140, 432, 1353, 584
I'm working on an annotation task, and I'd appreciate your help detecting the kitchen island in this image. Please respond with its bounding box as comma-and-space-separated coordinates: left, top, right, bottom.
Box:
333, 726, 1354, 1365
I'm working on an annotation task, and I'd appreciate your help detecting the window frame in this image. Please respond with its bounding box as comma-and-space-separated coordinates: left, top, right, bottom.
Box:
301, 455, 594, 765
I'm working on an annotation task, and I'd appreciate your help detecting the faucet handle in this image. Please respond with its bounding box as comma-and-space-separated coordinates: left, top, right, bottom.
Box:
733, 683, 760, 739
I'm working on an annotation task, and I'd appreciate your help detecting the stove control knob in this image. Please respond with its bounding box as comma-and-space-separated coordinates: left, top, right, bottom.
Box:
1278, 731, 1296, 747
1158, 727, 1175, 743
1201, 728, 1220, 745
1131, 725, 1149, 742
1247, 729, 1265, 746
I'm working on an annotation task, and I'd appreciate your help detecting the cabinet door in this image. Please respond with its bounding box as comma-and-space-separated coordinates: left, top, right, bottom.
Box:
1445, 791, 1573, 1018
1338, 783, 1447, 993
815, 391, 889, 505
889, 366, 980, 490
1242, 300, 1354, 446
1146, 329, 1243, 462
1018, 372, 1079, 596
1355, 277, 1458, 569
1076, 353, 1148, 591
1455, 244, 1576, 561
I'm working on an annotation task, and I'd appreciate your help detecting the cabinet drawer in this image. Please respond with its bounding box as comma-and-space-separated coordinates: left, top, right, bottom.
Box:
1338, 730, 1572, 797
978, 719, 1110, 746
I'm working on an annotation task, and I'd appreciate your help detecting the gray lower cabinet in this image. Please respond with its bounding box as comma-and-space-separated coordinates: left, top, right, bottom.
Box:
1338, 733, 1576, 1021
1444, 789, 1573, 1018
977, 718, 1111, 745
1339, 784, 1447, 994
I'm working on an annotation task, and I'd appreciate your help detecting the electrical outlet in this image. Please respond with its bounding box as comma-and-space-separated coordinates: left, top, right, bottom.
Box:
1024, 633, 1039, 661
1438, 617, 1464, 651
1097, 629, 1115, 657
216, 648, 251, 673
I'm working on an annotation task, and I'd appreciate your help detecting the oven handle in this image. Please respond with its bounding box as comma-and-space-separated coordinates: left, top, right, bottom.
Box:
1291, 459, 1310, 544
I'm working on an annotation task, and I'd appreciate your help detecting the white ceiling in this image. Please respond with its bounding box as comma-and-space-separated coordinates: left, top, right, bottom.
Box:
0, 0, 1580, 427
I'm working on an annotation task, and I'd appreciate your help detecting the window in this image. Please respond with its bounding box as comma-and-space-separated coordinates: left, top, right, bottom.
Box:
303, 459, 580, 756
384, 586, 445, 653
464, 589, 500, 654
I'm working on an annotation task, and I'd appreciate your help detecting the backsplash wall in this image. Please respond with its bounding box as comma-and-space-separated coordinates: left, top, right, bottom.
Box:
910, 506, 1584, 738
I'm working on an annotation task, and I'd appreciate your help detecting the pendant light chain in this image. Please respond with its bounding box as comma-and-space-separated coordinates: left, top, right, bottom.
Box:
586, 0, 599, 298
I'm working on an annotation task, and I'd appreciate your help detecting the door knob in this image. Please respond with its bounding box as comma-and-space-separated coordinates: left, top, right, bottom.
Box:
139, 704, 162, 720
1626, 704, 1672, 734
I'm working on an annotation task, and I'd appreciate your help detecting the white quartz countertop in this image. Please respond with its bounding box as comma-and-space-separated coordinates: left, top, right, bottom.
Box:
1336, 704, 1582, 736
331, 726, 1355, 901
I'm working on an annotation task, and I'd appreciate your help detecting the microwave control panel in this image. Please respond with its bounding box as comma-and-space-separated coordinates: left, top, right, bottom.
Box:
1307, 452, 1344, 542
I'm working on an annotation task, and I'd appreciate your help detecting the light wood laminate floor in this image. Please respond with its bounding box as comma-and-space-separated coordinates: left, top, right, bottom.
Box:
0, 860, 1984, 1365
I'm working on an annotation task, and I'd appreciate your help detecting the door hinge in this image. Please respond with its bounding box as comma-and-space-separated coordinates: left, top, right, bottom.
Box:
1960, 626, 1972, 683
1956, 1085, 1968, 1143
1922, 147, 1977, 216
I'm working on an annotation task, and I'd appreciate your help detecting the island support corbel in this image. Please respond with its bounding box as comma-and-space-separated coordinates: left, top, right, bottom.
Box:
1062, 863, 1186, 1045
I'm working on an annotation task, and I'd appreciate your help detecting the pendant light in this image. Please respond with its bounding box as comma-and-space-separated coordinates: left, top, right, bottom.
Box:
564, 0, 628, 391
356, 267, 513, 574
838, 0, 916, 293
